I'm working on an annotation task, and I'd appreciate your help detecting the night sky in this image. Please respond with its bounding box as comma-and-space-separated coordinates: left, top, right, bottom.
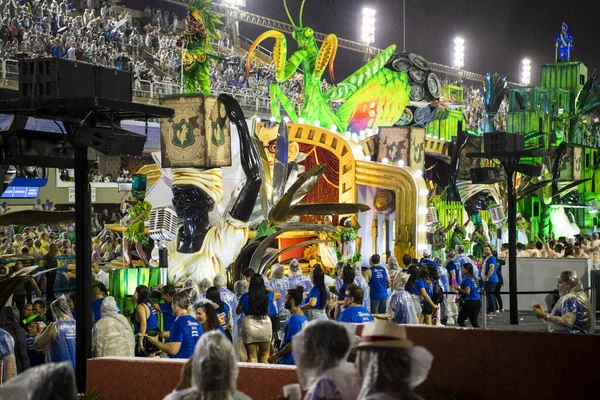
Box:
238, 0, 600, 85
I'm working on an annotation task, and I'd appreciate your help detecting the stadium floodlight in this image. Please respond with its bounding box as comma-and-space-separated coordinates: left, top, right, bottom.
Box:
222, 0, 246, 6
361, 7, 376, 45
453, 37, 465, 68
521, 58, 531, 85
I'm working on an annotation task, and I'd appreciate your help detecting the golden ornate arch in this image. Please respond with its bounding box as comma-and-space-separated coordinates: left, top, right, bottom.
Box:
256, 122, 427, 258
355, 161, 428, 258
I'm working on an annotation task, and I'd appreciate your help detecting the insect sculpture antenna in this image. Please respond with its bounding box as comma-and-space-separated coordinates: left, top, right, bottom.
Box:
299, 0, 307, 28
283, 0, 298, 28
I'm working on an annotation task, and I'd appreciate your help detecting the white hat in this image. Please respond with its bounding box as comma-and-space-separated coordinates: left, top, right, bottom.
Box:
422, 248, 431, 257
356, 321, 413, 349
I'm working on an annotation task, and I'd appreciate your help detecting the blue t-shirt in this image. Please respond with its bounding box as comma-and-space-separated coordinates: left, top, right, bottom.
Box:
369, 265, 389, 301
159, 301, 175, 332
305, 286, 327, 310
461, 278, 480, 301
484, 256, 498, 283
414, 278, 433, 299
280, 314, 307, 365
445, 260, 461, 284
338, 306, 374, 323
169, 314, 203, 359
92, 298, 103, 324
418, 259, 439, 269
239, 291, 275, 316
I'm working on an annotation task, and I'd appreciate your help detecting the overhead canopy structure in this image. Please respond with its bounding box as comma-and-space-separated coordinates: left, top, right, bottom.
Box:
0, 210, 76, 226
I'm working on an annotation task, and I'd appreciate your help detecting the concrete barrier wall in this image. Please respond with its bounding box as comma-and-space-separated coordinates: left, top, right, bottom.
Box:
87, 325, 600, 400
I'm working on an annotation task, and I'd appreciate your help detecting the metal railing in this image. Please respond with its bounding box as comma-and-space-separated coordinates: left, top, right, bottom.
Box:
448, 285, 598, 333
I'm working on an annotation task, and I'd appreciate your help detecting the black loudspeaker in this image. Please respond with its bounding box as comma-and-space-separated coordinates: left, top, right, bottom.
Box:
19, 58, 131, 102
75, 126, 146, 156
471, 167, 507, 184
94, 67, 132, 101
484, 132, 525, 153
19, 58, 94, 99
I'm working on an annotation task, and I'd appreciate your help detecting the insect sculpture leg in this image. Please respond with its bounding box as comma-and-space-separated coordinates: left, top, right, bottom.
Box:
269, 82, 299, 122
324, 44, 397, 102
246, 30, 306, 83
313, 34, 338, 84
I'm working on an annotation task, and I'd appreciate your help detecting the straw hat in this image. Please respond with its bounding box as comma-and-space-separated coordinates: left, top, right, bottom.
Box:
356, 321, 413, 349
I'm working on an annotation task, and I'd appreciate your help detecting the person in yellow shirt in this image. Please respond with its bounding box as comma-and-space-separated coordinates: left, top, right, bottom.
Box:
33, 240, 46, 257
35, 225, 45, 237
41, 233, 51, 253
22, 238, 34, 256
12, 234, 23, 253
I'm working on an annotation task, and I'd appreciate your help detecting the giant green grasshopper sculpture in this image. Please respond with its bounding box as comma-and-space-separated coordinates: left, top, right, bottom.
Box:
246, 0, 411, 133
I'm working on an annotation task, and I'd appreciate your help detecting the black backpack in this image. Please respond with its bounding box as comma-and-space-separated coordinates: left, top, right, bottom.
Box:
431, 280, 444, 304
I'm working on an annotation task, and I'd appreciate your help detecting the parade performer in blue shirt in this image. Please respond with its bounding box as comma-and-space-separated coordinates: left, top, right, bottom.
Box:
364, 254, 390, 314
482, 245, 498, 316
145, 292, 203, 358
153, 285, 176, 336
454, 263, 481, 328
300, 265, 329, 321
268, 286, 307, 365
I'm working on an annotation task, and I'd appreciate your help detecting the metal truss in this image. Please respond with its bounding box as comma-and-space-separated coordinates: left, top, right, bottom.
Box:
212, 3, 520, 85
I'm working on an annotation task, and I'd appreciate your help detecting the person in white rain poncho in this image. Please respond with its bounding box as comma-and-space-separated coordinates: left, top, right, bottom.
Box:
355, 321, 433, 400
92, 296, 135, 357
269, 263, 290, 347
0, 362, 77, 400
373, 272, 418, 325
533, 270, 591, 334
292, 320, 361, 400
163, 331, 251, 400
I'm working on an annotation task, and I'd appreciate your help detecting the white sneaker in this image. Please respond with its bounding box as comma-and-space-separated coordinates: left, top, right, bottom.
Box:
447, 317, 455, 325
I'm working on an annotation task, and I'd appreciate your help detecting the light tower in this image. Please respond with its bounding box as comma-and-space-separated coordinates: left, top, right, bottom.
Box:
361, 7, 376, 45
521, 58, 531, 85
453, 37, 465, 68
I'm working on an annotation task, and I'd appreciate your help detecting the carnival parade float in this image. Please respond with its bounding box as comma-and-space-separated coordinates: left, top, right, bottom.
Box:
108, 0, 600, 311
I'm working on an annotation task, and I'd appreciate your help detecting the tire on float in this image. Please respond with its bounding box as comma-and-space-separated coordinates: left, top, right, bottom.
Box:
396, 107, 414, 126
409, 67, 427, 84
387, 54, 413, 72
407, 53, 429, 70
414, 106, 432, 126
424, 72, 442, 101
409, 83, 425, 102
